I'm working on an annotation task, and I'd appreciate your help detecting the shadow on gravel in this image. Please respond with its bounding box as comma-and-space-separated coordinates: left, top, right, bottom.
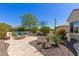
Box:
63, 38, 78, 56
0, 40, 10, 56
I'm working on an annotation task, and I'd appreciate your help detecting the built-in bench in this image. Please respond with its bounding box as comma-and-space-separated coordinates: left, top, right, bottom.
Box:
69, 33, 79, 41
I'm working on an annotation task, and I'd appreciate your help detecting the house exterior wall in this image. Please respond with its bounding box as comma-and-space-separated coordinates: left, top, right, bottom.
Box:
67, 9, 79, 33
67, 9, 79, 23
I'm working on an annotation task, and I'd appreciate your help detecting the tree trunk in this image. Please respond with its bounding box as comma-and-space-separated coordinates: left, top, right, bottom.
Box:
28, 25, 31, 36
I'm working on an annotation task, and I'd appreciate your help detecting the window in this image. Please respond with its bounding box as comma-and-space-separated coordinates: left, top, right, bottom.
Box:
70, 21, 79, 33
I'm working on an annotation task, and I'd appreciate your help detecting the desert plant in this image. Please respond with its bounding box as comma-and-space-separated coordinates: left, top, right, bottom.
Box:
53, 34, 63, 46
55, 27, 66, 39
31, 27, 39, 34
52, 27, 66, 46
40, 26, 51, 35
46, 34, 53, 43
55, 27, 66, 35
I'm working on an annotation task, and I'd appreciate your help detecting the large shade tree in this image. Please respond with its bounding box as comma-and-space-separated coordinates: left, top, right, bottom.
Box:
21, 13, 38, 33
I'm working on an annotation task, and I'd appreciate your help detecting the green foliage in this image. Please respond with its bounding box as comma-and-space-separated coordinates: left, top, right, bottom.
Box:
53, 34, 63, 45
0, 31, 6, 38
21, 13, 38, 31
55, 27, 66, 39
40, 26, 51, 35
46, 27, 66, 46
52, 27, 66, 45
0, 23, 12, 38
17, 27, 27, 31
56, 28, 66, 35
31, 27, 39, 34
0, 23, 12, 32
46, 34, 53, 43
12, 32, 17, 37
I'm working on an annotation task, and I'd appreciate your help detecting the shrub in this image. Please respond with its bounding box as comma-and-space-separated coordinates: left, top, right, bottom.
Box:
44, 28, 66, 47
0, 23, 12, 39
53, 34, 63, 45
40, 26, 51, 35
31, 27, 39, 34
12, 32, 17, 37
46, 34, 53, 43
0, 31, 6, 39
55, 28, 66, 35
17, 27, 27, 31
55, 27, 66, 39
52, 28, 66, 46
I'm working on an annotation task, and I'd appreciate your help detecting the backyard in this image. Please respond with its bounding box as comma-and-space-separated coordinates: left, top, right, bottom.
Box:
0, 6, 79, 56
0, 35, 76, 56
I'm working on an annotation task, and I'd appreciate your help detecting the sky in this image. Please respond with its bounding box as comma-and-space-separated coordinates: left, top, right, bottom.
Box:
0, 3, 79, 28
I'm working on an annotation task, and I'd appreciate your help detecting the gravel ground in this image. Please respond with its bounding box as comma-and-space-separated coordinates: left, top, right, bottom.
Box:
0, 36, 76, 56
29, 36, 75, 56
0, 40, 9, 56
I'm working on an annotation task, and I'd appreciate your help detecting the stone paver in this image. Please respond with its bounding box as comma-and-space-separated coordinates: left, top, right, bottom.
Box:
4, 36, 43, 56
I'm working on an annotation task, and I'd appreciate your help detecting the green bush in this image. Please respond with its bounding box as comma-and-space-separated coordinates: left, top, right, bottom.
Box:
46, 34, 53, 43
53, 34, 63, 45
0, 31, 6, 39
0, 23, 12, 39
55, 27, 66, 36
40, 26, 51, 35
52, 27, 66, 46
12, 32, 17, 37
31, 27, 39, 34
55, 27, 66, 39
17, 27, 27, 31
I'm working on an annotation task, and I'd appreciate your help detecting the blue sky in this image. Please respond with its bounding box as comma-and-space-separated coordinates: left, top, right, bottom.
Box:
0, 3, 79, 28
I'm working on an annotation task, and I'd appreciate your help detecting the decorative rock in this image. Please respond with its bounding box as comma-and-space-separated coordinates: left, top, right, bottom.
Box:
42, 42, 46, 49
37, 42, 42, 45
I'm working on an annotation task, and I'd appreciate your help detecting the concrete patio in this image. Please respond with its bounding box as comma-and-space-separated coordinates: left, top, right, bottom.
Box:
4, 36, 43, 56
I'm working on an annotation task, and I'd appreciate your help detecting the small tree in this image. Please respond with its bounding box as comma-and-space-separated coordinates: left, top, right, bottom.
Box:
40, 26, 51, 35
21, 13, 38, 33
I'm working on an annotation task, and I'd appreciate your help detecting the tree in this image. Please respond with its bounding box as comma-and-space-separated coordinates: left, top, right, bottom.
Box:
0, 23, 12, 38
40, 26, 51, 35
16, 26, 27, 31
21, 13, 38, 33
54, 18, 57, 34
